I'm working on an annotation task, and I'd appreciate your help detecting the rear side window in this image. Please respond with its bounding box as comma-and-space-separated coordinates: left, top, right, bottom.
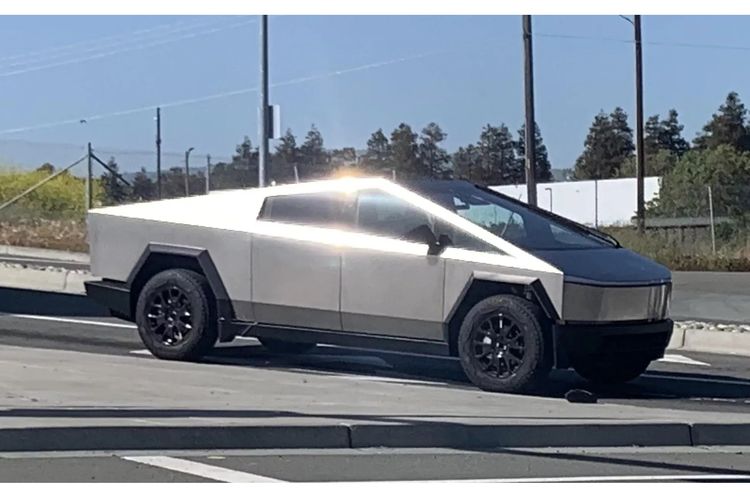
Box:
258, 192, 354, 228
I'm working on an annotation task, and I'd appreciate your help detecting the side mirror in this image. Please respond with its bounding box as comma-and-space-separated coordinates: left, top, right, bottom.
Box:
432, 233, 453, 256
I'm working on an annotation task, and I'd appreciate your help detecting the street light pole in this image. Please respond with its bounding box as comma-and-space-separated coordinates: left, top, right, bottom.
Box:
258, 15, 270, 187
621, 15, 646, 233
522, 15, 538, 207
634, 15, 645, 234
184, 147, 194, 197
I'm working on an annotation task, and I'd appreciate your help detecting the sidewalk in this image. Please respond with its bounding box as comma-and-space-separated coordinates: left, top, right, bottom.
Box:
1, 345, 749, 451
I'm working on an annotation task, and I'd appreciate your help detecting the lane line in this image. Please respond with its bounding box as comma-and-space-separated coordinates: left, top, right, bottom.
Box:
130, 349, 152, 356
659, 354, 710, 367
642, 372, 750, 387
449, 473, 750, 482
122, 455, 282, 482
1, 313, 136, 329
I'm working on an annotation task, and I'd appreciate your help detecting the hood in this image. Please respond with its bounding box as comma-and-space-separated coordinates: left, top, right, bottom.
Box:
532, 247, 671, 286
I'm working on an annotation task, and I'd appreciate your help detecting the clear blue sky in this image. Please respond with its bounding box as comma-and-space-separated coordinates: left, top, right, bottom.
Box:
0, 15, 748, 171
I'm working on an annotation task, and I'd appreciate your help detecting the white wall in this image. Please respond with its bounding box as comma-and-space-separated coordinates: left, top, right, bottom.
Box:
491, 177, 661, 227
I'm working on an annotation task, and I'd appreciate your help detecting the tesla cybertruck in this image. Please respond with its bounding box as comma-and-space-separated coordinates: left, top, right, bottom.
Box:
85, 177, 672, 393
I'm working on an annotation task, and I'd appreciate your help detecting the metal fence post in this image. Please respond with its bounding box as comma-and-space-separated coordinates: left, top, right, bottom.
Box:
708, 185, 716, 255
206, 154, 211, 194
86, 142, 93, 210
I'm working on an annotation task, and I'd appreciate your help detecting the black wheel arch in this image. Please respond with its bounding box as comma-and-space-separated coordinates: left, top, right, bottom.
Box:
126, 244, 237, 342
445, 276, 559, 357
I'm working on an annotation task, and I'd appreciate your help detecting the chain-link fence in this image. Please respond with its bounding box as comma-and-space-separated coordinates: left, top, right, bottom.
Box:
605, 183, 750, 270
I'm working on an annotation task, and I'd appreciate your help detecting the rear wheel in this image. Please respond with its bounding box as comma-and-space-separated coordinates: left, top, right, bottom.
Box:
259, 337, 316, 355
573, 356, 651, 384
135, 269, 217, 361
457, 294, 550, 393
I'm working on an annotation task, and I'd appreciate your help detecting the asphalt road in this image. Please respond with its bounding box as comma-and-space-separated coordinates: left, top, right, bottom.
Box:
4, 286, 750, 481
1, 286, 750, 415
2, 447, 750, 482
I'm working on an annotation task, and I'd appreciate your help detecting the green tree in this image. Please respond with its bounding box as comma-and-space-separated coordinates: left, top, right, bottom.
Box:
274, 129, 299, 181
515, 122, 553, 183
131, 168, 156, 201
477, 124, 519, 185
36, 162, 55, 175
390, 123, 421, 179
452, 144, 481, 183
648, 145, 750, 218
100, 157, 130, 206
363, 128, 391, 173
574, 107, 634, 179
694, 92, 750, 151
418, 122, 450, 179
645, 109, 690, 158
299, 125, 330, 180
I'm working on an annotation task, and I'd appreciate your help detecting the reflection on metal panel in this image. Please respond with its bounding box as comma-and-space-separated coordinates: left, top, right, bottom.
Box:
341, 245, 445, 340
443, 257, 565, 322
563, 282, 671, 322
251, 233, 341, 330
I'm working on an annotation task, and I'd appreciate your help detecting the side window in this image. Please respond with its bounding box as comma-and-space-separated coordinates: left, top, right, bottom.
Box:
356, 189, 502, 254
456, 198, 527, 243
258, 192, 355, 228
356, 190, 433, 242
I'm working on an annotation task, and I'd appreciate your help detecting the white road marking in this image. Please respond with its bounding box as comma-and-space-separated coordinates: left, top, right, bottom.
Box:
130, 349, 152, 356
436, 474, 750, 482
1, 313, 136, 329
658, 354, 710, 366
122, 455, 282, 482
642, 373, 750, 387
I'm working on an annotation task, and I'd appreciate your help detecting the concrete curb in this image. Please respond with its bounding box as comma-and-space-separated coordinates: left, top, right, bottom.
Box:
670, 327, 750, 357
0, 266, 87, 294
0, 245, 89, 264
2, 421, 750, 452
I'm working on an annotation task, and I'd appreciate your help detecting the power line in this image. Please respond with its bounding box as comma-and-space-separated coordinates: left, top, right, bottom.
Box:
537, 31, 750, 51
0, 49, 445, 136
0, 18, 227, 71
0, 19, 255, 78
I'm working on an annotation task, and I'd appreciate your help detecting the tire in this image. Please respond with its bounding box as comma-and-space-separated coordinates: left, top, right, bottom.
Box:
259, 337, 316, 355
457, 294, 550, 393
573, 356, 651, 385
135, 269, 218, 361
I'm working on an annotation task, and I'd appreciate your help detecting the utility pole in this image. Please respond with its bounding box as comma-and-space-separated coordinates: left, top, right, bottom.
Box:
86, 142, 93, 210
258, 15, 270, 187
522, 15, 537, 207
634, 15, 645, 233
156, 107, 162, 200
206, 154, 211, 194
184, 147, 194, 197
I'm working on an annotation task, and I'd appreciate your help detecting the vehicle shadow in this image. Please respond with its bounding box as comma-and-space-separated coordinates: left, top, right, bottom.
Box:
206, 342, 750, 406
0, 287, 109, 317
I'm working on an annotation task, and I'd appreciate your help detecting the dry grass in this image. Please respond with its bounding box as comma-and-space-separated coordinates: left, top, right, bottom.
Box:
0, 218, 87, 252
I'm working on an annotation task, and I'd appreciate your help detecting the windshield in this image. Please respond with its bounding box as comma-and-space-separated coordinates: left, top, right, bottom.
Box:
412, 182, 616, 251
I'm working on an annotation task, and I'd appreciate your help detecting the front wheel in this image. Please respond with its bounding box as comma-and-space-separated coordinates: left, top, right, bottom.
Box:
573, 356, 652, 385
135, 269, 218, 361
457, 295, 550, 393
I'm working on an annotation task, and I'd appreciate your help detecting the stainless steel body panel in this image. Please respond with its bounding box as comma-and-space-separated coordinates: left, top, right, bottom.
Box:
441, 248, 565, 322
340, 240, 445, 340
251, 231, 342, 330
562, 281, 671, 322
88, 212, 255, 320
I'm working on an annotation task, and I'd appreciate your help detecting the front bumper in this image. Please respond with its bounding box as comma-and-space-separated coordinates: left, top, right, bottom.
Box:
552, 319, 674, 369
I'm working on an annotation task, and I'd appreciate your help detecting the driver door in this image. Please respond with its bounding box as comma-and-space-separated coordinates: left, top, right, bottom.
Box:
339, 189, 446, 341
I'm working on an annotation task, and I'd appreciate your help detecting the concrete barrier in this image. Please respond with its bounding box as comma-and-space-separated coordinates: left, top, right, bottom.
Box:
0, 266, 86, 294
